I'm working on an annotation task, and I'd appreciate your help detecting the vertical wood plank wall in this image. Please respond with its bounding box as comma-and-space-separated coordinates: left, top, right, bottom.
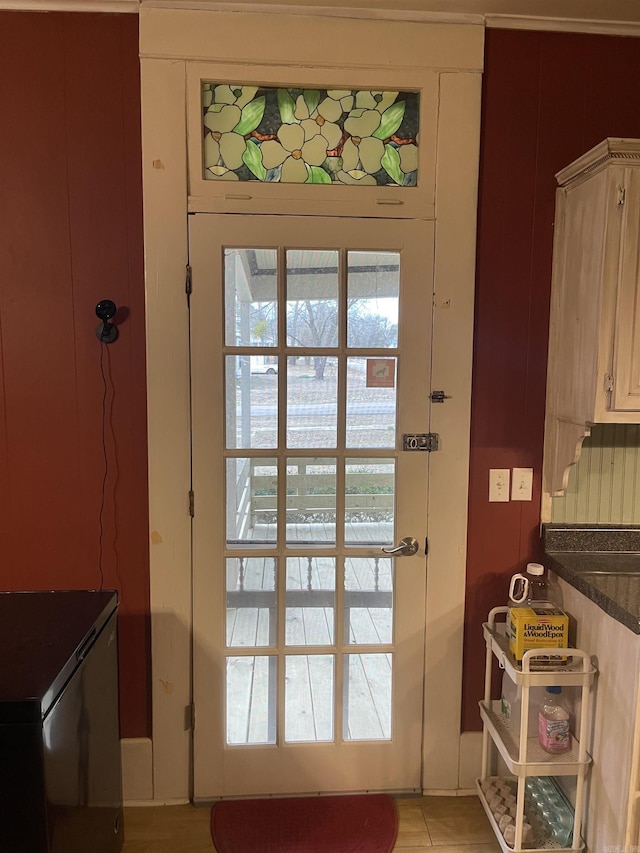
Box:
4, 12, 640, 746
551, 425, 640, 524
463, 28, 640, 731
0, 12, 150, 738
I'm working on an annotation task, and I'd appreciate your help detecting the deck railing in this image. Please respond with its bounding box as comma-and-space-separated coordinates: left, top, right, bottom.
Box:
248, 457, 394, 525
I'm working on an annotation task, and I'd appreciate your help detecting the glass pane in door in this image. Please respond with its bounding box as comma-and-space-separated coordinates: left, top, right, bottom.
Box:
226, 355, 279, 449
343, 653, 392, 740
286, 250, 339, 347
226, 457, 278, 545
225, 248, 277, 347
347, 251, 399, 348
287, 356, 338, 449
286, 557, 335, 646
346, 356, 396, 449
227, 655, 276, 745
226, 556, 277, 647
286, 458, 336, 544
344, 458, 394, 545
285, 655, 334, 743
344, 556, 393, 645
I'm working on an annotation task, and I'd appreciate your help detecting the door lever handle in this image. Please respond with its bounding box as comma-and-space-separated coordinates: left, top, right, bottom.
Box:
381, 536, 419, 557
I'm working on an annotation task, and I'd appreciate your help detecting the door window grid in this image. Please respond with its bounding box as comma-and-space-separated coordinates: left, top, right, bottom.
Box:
223, 244, 400, 746
225, 555, 393, 650
225, 557, 395, 746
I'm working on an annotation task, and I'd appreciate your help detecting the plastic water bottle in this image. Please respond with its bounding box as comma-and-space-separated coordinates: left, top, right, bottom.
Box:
525, 777, 574, 846
500, 674, 545, 737
538, 686, 571, 753
507, 562, 552, 645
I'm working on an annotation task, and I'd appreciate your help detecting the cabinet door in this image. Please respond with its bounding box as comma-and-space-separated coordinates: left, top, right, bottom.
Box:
551, 170, 614, 426
612, 168, 640, 411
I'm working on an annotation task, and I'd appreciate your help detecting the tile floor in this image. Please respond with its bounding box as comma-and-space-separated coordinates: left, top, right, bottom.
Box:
122, 794, 502, 853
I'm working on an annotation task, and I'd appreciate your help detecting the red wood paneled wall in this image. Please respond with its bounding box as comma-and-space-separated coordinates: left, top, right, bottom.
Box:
463, 28, 640, 731
0, 12, 149, 738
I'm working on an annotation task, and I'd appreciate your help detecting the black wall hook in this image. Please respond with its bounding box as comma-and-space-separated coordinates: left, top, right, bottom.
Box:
95, 300, 118, 344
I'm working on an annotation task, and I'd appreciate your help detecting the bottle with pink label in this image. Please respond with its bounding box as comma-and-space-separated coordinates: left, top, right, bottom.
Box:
538, 686, 571, 753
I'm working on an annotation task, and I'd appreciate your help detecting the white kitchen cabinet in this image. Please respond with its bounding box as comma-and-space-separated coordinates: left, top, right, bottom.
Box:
543, 138, 640, 502
478, 607, 596, 852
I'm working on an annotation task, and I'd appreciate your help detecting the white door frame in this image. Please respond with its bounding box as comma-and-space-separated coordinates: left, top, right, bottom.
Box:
140, 4, 482, 801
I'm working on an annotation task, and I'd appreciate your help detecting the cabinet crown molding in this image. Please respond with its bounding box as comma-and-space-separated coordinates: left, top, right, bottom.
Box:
557, 138, 640, 187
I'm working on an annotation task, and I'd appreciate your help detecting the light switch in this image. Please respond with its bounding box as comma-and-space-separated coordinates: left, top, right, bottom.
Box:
511, 467, 533, 501
489, 469, 510, 502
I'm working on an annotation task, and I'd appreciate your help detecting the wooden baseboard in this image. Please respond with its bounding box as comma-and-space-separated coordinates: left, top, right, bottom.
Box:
122, 737, 154, 803
458, 731, 483, 790
121, 733, 483, 802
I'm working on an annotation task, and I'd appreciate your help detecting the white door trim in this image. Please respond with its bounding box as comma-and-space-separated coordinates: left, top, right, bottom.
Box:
141, 8, 481, 800
189, 213, 433, 798
424, 69, 481, 790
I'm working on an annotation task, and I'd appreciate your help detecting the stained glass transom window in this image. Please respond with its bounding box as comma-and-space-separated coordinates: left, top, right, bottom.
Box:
202, 84, 419, 187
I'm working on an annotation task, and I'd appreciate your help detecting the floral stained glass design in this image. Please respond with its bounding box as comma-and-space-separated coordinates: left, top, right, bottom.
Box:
202, 84, 419, 187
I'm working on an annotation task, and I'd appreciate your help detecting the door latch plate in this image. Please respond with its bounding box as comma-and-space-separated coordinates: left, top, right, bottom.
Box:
402, 433, 439, 452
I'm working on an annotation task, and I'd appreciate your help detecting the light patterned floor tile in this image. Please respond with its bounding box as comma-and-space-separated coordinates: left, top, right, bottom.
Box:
396, 804, 429, 826
396, 799, 430, 817
393, 827, 433, 848
422, 796, 496, 846
421, 795, 487, 818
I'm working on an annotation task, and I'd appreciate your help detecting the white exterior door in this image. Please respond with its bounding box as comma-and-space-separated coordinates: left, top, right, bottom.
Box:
190, 213, 433, 798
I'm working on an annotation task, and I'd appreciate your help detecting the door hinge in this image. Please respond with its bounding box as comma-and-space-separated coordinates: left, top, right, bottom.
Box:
618, 186, 626, 207
188, 490, 195, 517
402, 433, 439, 452
185, 264, 192, 295
429, 390, 451, 404
604, 374, 614, 393
425, 537, 429, 556
185, 702, 195, 731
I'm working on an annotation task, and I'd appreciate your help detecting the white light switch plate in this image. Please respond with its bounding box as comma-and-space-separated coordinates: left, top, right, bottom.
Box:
489, 469, 510, 502
511, 467, 533, 501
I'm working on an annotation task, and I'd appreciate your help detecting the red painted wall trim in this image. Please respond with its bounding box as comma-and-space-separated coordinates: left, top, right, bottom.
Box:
0, 11, 150, 738
463, 28, 640, 731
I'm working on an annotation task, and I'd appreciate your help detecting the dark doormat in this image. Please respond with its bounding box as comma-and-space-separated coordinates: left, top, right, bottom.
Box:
210, 792, 398, 853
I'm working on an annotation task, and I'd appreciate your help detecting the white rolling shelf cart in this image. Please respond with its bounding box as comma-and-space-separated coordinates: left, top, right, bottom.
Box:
478, 606, 596, 852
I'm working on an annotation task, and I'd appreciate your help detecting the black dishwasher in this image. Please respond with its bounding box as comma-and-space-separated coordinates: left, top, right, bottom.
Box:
0, 590, 123, 853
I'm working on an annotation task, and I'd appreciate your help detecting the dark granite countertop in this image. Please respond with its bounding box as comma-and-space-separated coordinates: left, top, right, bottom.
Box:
544, 524, 640, 634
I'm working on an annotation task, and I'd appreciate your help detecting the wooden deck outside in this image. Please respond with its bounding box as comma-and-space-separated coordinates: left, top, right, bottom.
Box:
226, 521, 395, 745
